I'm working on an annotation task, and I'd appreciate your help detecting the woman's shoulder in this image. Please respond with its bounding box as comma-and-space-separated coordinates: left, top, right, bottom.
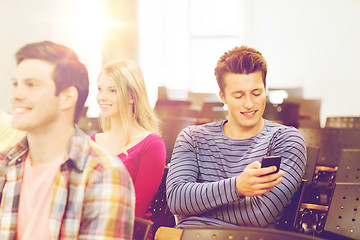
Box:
130, 133, 166, 159
90, 132, 105, 142
90, 133, 96, 141
140, 133, 165, 147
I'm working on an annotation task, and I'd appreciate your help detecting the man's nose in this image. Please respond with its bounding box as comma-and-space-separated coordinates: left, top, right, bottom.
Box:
243, 96, 254, 109
10, 85, 26, 102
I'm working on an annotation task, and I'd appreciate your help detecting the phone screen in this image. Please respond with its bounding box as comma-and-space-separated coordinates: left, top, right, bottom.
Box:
261, 155, 281, 176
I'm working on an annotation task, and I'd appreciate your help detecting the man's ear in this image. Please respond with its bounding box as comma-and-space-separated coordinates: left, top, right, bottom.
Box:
59, 86, 78, 111
219, 90, 227, 104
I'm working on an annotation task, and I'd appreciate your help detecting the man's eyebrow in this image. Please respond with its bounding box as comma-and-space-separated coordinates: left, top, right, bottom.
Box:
231, 88, 263, 94
11, 77, 43, 84
231, 90, 244, 94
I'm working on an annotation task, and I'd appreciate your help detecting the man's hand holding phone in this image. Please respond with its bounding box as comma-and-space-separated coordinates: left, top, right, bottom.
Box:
236, 156, 284, 197
260, 155, 281, 176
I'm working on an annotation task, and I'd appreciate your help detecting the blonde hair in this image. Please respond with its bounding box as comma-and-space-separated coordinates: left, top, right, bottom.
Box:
98, 59, 160, 145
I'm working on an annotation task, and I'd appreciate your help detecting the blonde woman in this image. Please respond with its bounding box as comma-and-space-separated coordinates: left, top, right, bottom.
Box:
91, 59, 166, 222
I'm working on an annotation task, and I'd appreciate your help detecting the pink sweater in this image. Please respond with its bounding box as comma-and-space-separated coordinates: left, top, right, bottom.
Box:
91, 133, 166, 219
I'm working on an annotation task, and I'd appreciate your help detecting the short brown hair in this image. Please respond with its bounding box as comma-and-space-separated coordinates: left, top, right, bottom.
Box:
15, 41, 89, 123
214, 46, 267, 93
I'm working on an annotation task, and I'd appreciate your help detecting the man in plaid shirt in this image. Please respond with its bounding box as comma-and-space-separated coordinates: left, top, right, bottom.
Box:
0, 41, 135, 239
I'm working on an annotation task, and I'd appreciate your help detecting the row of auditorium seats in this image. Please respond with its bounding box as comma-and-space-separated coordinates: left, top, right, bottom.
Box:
298, 149, 360, 240
263, 98, 322, 129
296, 118, 360, 239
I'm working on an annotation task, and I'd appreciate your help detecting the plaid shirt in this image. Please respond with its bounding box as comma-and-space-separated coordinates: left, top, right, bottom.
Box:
0, 128, 135, 240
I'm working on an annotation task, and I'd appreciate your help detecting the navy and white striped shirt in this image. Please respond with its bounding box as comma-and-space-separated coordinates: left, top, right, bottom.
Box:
166, 120, 306, 228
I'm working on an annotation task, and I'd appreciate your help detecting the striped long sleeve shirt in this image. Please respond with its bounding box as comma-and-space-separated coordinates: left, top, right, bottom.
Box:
166, 120, 306, 228
0, 127, 135, 239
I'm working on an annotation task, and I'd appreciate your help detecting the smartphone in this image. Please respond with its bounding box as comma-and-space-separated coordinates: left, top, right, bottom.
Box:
261, 155, 281, 176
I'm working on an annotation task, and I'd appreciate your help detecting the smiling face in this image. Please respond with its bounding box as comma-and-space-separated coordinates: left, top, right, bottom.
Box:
10, 59, 61, 133
219, 71, 266, 139
96, 74, 121, 119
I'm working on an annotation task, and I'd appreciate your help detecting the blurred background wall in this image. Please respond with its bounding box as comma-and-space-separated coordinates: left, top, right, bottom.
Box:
1, 0, 359, 125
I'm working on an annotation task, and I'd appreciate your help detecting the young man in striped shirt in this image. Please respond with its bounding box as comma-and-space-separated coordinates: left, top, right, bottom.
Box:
166, 46, 306, 229
0, 41, 135, 239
